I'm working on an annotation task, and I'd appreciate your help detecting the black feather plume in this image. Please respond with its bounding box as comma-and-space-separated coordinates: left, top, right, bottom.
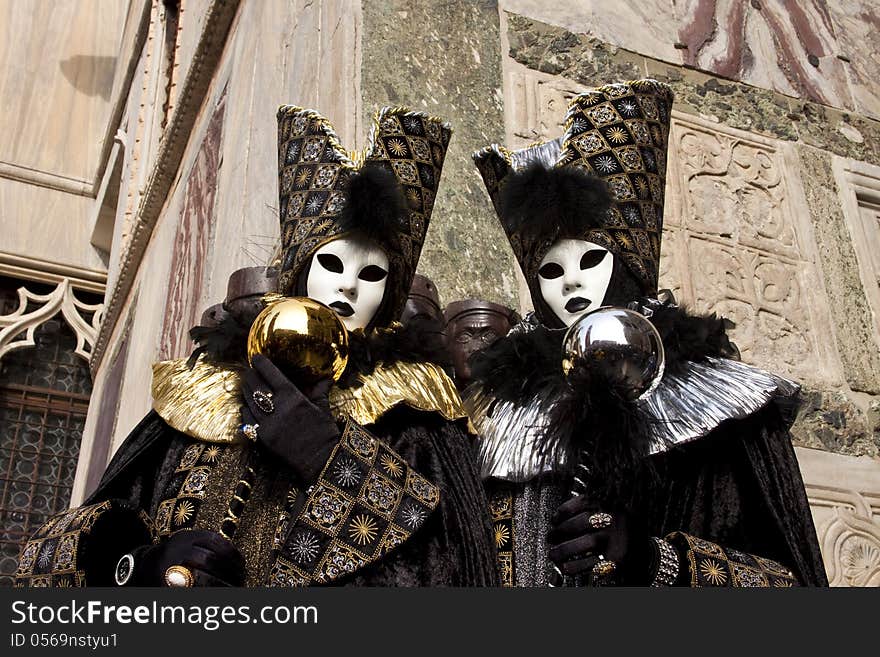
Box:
187, 313, 252, 367
337, 164, 408, 246
468, 322, 564, 403
498, 162, 611, 238
550, 358, 661, 507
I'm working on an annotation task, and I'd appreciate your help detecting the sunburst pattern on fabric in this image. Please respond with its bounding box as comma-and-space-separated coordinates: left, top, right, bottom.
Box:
379, 453, 403, 478
605, 126, 629, 144
595, 155, 618, 173
332, 458, 362, 487
290, 532, 321, 564
295, 168, 312, 188
699, 559, 727, 585
174, 501, 195, 526
400, 503, 427, 529
405, 188, 421, 207
348, 515, 378, 546
388, 138, 408, 156
203, 446, 221, 463
494, 523, 510, 548
37, 545, 53, 568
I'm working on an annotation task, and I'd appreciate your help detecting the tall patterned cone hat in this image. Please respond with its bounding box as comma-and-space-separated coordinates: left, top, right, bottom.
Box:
474, 78, 673, 300
277, 105, 452, 327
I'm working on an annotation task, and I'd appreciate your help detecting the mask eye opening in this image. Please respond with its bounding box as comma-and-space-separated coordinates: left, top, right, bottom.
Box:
317, 253, 344, 273
580, 249, 607, 270
358, 265, 388, 282
538, 262, 564, 280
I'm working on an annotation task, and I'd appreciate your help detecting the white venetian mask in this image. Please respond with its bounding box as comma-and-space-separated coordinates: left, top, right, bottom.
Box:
306, 236, 389, 331
538, 239, 614, 327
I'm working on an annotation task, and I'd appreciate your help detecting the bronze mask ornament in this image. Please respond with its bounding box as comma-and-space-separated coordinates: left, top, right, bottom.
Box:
444, 299, 520, 388
401, 273, 444, 326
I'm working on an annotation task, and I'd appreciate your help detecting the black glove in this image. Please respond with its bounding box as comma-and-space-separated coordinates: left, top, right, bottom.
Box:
125, 530, 245, 586
547, 494, 654, 585
240, 354, 340, 484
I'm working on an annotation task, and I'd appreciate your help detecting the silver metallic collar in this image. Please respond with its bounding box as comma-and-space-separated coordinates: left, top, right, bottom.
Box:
465, 356, 799, 483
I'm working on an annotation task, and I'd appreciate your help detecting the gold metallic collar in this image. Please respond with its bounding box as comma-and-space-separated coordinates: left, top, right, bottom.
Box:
329, 361, 467, 426
151, 358, 246, 444
152, 357, 467, 444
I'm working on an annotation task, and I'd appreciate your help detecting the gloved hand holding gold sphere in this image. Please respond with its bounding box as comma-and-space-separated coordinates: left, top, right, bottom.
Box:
246, 296, 349, 386
239, 296, 349, 485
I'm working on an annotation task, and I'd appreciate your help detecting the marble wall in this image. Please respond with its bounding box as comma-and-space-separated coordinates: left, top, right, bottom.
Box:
361, 0, 517, 308
500, 0, 880, 120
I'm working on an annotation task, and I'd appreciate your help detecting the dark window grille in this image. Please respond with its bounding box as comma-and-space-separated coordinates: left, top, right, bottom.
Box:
0, 277, 98, 586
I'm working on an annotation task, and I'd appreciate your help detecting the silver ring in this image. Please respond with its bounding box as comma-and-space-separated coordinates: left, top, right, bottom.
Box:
588, 512, 613, 529
240, 423, 259, 442
253, 390, 275, 414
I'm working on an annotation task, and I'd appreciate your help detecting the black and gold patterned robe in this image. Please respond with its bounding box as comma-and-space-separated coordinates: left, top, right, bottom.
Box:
15, 359, 498, 587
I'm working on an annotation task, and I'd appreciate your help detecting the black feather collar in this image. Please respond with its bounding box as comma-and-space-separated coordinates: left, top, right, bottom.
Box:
189, 313, 451, 388
469, 301, 738, 405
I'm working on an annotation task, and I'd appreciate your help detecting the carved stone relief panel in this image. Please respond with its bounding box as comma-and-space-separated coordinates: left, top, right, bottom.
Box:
796, 447, 880, 587
669, 112, 841, 386
832, 157, 880, 348
504, 65, 588, 150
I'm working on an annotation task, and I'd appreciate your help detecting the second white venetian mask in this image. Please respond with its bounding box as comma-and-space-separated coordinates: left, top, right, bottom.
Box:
537, 238, 614, 327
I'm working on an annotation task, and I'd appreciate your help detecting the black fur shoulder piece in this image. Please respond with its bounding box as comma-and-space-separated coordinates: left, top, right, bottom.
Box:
646, 302, 739, 373
337, 164, 408, 246
336, 316, 452, 389
498, 162, 611, 239
468, 321, 565, 403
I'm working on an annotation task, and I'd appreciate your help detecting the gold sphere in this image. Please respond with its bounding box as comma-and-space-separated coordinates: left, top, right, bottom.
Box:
247, 297, 349, 384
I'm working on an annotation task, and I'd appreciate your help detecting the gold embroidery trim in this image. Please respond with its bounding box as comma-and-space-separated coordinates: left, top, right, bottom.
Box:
329, 361, 467, 425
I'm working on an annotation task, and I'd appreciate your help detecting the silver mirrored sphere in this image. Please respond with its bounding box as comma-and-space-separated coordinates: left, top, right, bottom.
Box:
562, 307, 665, 401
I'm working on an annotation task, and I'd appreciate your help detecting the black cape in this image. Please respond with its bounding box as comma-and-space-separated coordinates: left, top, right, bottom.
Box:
471, 305, 827, 586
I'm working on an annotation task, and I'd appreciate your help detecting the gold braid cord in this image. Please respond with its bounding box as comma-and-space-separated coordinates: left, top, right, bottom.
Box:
665, 532, 799, 587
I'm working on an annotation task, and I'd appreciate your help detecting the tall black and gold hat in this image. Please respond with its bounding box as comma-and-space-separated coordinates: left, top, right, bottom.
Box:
474, 78, 673, 299
277, 105, 452, 327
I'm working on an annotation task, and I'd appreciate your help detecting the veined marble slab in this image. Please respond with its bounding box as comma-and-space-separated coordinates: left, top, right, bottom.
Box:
827, 0, 880, 120
674, 0, 853, 111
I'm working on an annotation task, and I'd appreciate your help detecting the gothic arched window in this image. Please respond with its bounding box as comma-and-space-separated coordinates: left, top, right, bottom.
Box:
0, 276, 102, 585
